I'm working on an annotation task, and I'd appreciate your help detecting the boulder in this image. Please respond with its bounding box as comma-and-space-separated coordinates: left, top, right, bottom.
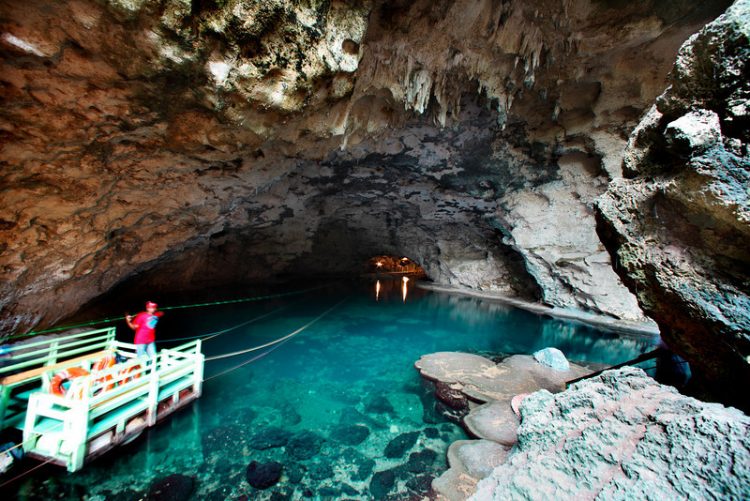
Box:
248, 426, 290, 450
146, 474, 194, 501
331, 424, 370, 445
370, 468, 397, 498
532, 347, 570, 371
245, 461, 283, 490
405, 448, 439, 473
286, 431, 324, 460
384, 431, 420, 458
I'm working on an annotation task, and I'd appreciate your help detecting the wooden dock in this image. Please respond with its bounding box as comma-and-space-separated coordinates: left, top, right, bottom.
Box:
0, 328, 204, 472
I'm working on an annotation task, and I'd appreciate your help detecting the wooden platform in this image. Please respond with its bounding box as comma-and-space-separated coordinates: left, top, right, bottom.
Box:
1, 328, 204, 472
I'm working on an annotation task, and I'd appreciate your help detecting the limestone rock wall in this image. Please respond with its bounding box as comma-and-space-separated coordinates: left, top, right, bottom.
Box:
471, 367, 750, 500
596, 0, 750, 407
0, 0, 731, 333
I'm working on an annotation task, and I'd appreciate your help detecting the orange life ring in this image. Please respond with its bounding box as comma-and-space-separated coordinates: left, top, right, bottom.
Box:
50, 367, 90, 398
119, 364, 142, 385
93, 354, 117, 394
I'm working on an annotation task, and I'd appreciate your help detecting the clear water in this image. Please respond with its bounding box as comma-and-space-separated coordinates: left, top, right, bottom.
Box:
9, 280, 657, 499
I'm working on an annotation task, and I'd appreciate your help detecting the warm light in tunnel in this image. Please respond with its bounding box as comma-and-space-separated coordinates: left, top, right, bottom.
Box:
375, 280, 381, 301
376, 261, 383, 267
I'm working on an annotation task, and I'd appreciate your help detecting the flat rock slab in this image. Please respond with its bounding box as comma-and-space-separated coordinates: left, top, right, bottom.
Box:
463, 401, 520, 445
433, 439, 512, 500
415, 352, 496, 386
432, 464, 479, 501
416, 352, 592, 405
452, 440, 511, 479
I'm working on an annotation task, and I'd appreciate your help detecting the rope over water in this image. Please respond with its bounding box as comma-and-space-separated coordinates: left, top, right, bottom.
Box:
8, 283, 335, 341
205, 297, 348, 362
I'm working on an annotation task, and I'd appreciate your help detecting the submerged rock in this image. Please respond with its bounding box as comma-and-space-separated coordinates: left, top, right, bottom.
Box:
369, 468, 397, 498
146, 474, 194, 501
406, 474, 435, 496
249, 426, 290, 450
331, 424, 370, 445
384, 431, 420, 458
471, 368, 750, 500
406, 448, 439, 473
286, 431, 324, 460
364, 394, 395, 415
340, 448, 376, 482
245, 461, 282, 490
532, 347, 570, 371
306, 459, 334, 480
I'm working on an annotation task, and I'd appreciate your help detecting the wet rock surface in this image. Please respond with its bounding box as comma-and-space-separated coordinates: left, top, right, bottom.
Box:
472, 368, 750, 500
596, 0, 750, 409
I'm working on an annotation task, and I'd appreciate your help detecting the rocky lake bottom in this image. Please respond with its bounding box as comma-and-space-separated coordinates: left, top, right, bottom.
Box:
8, 280, 657, 499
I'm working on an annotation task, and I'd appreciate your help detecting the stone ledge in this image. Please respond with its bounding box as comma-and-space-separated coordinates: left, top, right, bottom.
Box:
418, 282, 661, 336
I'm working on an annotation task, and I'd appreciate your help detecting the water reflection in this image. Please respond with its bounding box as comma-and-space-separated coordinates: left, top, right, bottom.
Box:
370, 276, 424, 303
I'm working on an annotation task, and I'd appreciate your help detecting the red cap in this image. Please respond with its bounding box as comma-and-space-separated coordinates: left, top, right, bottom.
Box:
146, 301, 158, 309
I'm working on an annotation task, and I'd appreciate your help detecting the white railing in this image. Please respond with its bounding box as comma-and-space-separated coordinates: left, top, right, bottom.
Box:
22, 338, 203, 472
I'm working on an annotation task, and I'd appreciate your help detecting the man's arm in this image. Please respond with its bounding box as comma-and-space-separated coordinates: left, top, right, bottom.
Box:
125, 314, 137, 331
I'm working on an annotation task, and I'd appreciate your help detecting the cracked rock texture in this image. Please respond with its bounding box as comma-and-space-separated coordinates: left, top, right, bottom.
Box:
596, 0, 750, 408
471, 367, 750, 500
0, 0, 732, 333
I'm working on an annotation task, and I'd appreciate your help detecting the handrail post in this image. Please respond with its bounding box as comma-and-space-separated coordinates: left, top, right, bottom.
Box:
194, 340, 204, 397
68, 378, 92, 471
46, 340, 59, 367
147, 358, 159, 426
106, 327, 116, 351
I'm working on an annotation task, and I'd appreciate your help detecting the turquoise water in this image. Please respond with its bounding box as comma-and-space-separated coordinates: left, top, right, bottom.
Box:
9, 280, 656, 499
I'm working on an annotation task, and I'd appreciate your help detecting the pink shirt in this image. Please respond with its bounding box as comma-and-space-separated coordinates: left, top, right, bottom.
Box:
132, 311, 163, 344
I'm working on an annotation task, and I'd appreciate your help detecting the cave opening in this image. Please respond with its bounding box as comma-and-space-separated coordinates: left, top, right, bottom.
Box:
365, 255, 427, 277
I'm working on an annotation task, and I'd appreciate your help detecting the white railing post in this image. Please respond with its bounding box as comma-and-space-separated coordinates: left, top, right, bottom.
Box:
147, 361, 159, 426
46, 340, 59, 367
106, 327, 116, 350
193, 340, 204, 397
67, 398, 90, 472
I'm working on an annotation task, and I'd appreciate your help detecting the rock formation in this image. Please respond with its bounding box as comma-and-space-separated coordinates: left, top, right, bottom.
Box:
596, 0, 750, 408
0, 0, 732, 334
472, 367, 750, 500
415, 350, 593, 498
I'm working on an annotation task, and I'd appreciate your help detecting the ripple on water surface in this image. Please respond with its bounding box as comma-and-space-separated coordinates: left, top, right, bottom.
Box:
11, 281, 656, 499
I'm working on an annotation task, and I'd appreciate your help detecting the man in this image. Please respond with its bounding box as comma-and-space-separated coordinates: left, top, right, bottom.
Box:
125, 301, 163, 360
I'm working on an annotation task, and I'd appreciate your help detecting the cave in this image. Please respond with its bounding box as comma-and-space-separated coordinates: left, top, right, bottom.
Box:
1, 0, 749, 498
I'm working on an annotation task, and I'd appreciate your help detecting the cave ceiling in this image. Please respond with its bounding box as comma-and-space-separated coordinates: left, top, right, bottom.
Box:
0, 0, 732, 333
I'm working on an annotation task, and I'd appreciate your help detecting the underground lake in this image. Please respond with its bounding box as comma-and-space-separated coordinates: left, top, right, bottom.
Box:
5, 280, 657, 499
